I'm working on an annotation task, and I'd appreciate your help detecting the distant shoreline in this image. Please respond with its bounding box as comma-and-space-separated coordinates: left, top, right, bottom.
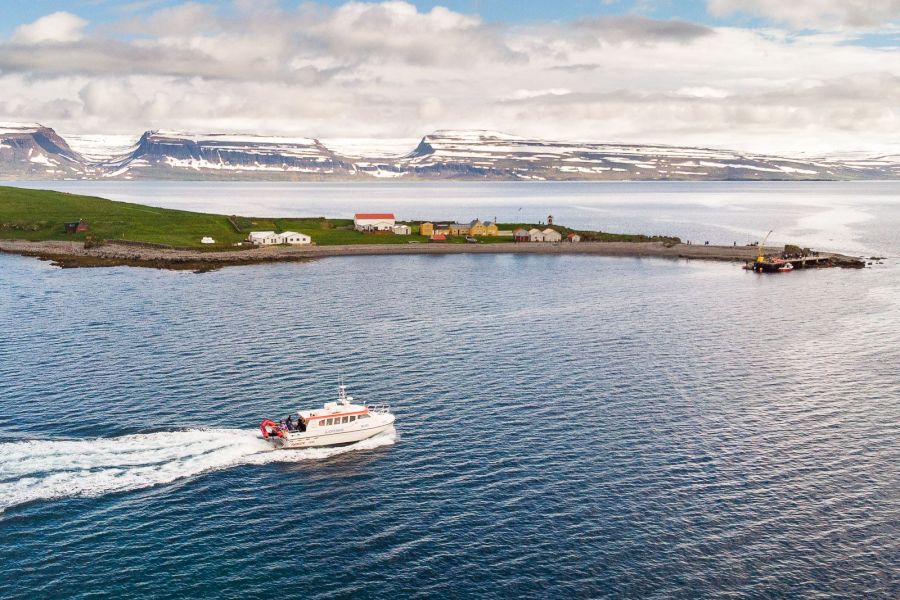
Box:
0, 239, 867, 272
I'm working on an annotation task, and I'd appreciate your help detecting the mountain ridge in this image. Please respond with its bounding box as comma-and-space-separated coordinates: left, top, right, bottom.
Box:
1, 122, 898, 181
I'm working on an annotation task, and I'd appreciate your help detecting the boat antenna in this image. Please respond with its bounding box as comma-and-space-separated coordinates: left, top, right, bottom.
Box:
338, 375, 349, 404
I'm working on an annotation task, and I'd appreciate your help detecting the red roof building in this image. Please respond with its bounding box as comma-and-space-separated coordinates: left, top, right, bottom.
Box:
354, 213, 395, 220
513, 228, 530, 243
354, 213, 396, 232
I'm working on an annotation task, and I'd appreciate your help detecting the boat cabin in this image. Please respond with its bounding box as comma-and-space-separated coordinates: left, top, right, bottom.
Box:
295, 384, 372, 430
300, 409, 373, 429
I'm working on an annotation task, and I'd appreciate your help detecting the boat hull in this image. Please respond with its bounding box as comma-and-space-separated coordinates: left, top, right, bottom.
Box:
272, 419, 394, 449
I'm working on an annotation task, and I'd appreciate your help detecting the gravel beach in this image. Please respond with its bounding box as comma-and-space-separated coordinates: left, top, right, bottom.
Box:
0, 239, 865, 271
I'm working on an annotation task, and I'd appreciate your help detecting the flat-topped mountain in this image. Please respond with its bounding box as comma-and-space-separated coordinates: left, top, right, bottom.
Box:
1, 123, 897, 181
99, 130, 356, 180
398, 130, 883, 180
0, 123, 90, 179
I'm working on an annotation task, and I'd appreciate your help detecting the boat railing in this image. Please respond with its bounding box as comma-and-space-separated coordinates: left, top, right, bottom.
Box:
367, 403, 391, 414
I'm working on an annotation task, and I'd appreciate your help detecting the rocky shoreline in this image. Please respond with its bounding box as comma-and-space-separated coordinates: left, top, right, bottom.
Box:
0, 239, 867, 272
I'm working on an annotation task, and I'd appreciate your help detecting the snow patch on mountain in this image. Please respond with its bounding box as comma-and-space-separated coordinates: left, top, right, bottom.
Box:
0, 122, 43, 135
152, 131, 319, 146
63, 134, 140, 163
321, 138, 419, 159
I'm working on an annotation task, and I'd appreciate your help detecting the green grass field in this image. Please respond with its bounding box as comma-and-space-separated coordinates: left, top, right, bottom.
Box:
0, 186, 432, 247
0, 186, 679, 248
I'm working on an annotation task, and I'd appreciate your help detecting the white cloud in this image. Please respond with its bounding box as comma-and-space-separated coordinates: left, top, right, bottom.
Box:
419, 97, 444, 120
310, 1, 520, 66
707, 0, 900, 29
11, 12, 88, 44
675, 87, 730, 98
571, 15, 714, 43
78, 80, 144, 118
507, 89, 572, 100
0, 2, 899, 153
123, 2, 220, 36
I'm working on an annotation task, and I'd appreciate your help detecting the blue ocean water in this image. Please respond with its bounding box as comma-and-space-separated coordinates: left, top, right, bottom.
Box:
1, 183, 899, 598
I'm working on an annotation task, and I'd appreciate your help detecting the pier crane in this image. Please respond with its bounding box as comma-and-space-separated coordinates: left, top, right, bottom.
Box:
756, 230, 773, 264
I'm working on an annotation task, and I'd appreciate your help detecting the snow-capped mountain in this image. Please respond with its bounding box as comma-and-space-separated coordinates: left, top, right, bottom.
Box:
0, 123, 90, 179
396, 131, 898, 180
2, 123, 898, 181
96, 130, 358, 180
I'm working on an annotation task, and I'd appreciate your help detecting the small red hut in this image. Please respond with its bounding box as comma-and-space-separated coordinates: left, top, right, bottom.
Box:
64, 219, 89, 234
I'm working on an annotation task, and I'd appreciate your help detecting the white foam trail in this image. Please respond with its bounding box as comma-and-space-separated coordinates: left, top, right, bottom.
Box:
0, 427, 397, 512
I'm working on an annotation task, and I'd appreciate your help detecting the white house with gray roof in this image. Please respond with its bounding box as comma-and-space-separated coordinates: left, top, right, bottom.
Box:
542, 228, 562, 242
249, 231, 311, 245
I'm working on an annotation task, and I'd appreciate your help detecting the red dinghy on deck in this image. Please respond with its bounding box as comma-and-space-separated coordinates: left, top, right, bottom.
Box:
259, 419, 284, 439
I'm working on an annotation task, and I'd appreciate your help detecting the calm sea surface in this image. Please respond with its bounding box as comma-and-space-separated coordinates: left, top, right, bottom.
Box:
1, 182, 898, 598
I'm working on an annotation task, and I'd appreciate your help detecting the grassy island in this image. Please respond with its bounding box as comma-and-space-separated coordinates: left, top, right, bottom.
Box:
0, 186, 863, 271
0, 186, 419, 247
0, 186, 677, 248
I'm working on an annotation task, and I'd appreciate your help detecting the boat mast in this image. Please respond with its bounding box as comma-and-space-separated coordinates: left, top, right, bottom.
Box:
338, 378, 349, 404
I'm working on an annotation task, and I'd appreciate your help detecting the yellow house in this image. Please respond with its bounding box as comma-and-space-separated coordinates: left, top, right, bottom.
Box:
449, 222, 470, 236
420, 222, 434, 236
470, 220, 499, 236
449, 219, 500, 237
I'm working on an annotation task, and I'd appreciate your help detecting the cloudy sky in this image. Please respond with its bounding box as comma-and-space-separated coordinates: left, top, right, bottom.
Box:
2, 0, 900, 153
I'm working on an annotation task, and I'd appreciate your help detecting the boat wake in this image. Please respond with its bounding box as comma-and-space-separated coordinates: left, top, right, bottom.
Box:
0, 427, 397, 513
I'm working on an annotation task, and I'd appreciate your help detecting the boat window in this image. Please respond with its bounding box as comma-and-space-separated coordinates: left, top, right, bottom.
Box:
349, 416, 356, 422
358, 414, 369, 420
342, 416, 349, 424
325, 418, 333, 425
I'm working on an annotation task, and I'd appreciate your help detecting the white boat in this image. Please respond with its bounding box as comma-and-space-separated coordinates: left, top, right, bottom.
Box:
259, 383, 395, 449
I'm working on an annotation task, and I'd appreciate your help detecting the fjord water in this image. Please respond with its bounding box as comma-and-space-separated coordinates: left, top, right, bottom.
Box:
1, 183, 899, 598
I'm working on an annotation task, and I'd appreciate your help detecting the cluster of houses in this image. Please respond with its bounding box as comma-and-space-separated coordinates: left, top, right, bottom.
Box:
513, 228, 579, 243
419, 219, 501, 240
419, 220, 579, 243
242, 213, 405, 246
419, 216, 579, 243
238, 212, 581, 246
